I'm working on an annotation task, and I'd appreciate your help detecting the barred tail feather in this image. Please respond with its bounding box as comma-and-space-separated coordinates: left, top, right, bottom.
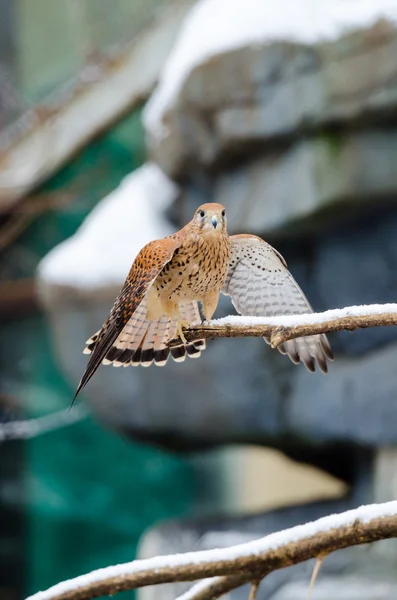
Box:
83, 301, 207, 369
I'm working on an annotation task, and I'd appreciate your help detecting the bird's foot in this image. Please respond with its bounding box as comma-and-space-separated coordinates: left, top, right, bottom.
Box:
177, 320, 190, 344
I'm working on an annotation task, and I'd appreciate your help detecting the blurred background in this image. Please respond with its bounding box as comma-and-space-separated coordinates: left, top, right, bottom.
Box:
2, 1, 397, 599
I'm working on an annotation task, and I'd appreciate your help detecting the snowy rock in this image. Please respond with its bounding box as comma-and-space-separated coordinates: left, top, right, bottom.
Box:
144, 1, 397, 185
37, 163, 178, 298
144, 0, 397, 142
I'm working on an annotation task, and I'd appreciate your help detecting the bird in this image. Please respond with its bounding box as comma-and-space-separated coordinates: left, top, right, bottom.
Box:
72, 202, 333, 403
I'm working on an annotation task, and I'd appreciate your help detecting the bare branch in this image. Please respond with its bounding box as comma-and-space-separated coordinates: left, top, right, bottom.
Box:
0, 405, 88, 442
308, 554, 327, 600
249, 580, 261, 600
176, 574, 255, 600
26, 501, 397, 600
167, 304, 397, 349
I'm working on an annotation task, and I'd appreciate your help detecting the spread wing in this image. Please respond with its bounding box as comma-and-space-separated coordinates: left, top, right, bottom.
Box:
222, 234, 333, 373
72, 235, 182, 404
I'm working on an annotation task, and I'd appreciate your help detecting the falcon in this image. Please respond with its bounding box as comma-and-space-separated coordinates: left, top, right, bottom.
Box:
73, 203, 333, 402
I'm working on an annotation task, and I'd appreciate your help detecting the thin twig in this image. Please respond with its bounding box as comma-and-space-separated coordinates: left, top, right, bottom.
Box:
308, 554, 327, 600
175, 574, 257, 600
249, 580, 261, 600
26, 502, 397, 600
166, 305, 397, 349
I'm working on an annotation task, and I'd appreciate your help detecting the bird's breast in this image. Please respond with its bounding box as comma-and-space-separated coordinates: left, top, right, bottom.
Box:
155, 233, 230, 301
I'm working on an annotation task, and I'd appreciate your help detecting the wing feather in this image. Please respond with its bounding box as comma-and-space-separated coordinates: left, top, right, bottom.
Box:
222, 234, 333, 373
72, 235, 182, 403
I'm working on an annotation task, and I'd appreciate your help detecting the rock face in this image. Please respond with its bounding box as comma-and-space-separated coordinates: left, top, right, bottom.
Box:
148, 20, 397, 182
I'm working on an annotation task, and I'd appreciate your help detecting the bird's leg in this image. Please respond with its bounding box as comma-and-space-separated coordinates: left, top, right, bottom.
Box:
177, 319, 190, 344
176, 305, 190, 344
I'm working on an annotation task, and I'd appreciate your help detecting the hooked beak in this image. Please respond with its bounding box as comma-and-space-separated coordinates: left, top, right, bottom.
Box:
211, 215, 218, 229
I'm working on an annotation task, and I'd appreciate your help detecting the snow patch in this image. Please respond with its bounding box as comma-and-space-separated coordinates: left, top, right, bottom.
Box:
144, 0, 397, 139
212, 303, 397, 328
37, 164, 178, 290
27, 500, 397, 600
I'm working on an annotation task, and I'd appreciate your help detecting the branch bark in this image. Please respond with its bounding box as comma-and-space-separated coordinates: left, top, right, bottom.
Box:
176, 574, 255, 600
27, 503, 397, 600
167, 305, 397, 349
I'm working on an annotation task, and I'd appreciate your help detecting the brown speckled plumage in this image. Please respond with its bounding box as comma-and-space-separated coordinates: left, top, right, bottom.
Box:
73, 203, 333, 402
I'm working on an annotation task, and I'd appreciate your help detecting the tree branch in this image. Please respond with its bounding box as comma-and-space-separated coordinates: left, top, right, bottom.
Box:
167, 304, 397, 348
26, 501, 397, 600
0, 405, 88, 442
175, 574, 255, 600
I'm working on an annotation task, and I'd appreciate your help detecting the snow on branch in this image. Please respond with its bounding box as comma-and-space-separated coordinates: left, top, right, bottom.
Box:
26, 501, 397, 600
175, 574, 251, 600
168, 303, 397, 348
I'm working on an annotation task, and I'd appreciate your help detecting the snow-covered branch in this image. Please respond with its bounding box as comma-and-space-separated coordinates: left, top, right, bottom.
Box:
175, 574, 252, 600
26, 501, 397, 600
169, 303, 397, 348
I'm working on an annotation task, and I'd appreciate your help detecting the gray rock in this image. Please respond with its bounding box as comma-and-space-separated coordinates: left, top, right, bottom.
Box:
197, 130, 397, 236
286, 343, 397, 445
149, 21, 397, 179
311, 206, 397, 354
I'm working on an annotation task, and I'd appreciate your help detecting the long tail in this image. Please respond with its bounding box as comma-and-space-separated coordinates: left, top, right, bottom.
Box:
83, 301, 206, 368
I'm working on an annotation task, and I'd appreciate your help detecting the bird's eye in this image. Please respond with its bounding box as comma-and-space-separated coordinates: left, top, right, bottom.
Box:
199, 210, 205, 218
221, 209, 226, 217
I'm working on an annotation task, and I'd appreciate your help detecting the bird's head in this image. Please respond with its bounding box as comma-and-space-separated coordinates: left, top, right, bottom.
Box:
193, 203, 227, 234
